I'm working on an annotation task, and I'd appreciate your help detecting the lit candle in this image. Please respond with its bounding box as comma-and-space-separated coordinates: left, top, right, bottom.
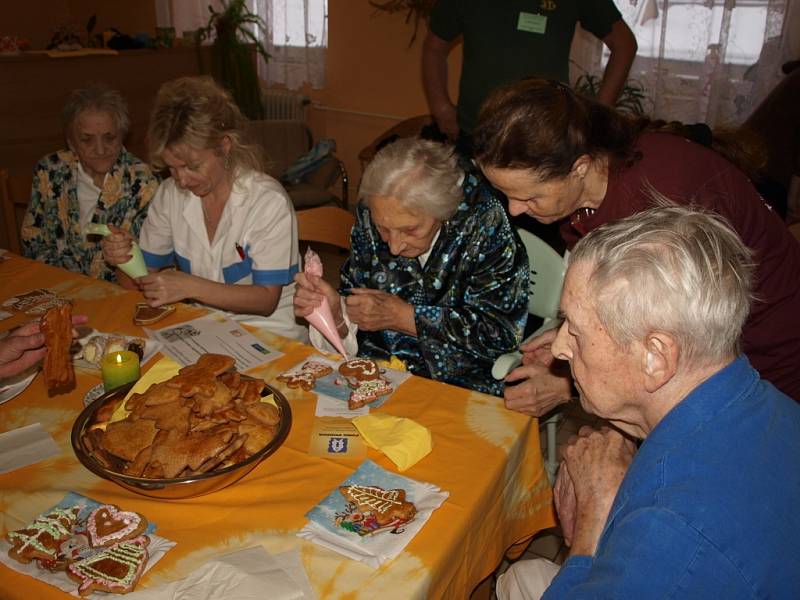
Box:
101, 351, 141, 393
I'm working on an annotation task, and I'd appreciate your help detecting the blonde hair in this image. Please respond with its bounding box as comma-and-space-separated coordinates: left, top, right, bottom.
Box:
359, 137, 462, 221
570, 204, 755, 367
148, 76, 263, 173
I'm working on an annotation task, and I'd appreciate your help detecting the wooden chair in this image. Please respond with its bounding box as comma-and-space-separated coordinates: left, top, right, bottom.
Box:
789, 221, 800, 242
357, 114, 434, 172
1, 169, 31, 254
296, 206, 355, 250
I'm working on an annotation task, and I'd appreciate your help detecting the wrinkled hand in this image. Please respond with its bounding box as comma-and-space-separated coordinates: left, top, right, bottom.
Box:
139, 270, 194, 307
521, 328, 559, 368
554, 461, 576, 547
345, 288, 413, 333
504, 361, 572, 417
293, 272, 343, 321
100, 223, 135, 266
0, 315, 89, 379
432, 102, 459, 140
563, 426, 637, 556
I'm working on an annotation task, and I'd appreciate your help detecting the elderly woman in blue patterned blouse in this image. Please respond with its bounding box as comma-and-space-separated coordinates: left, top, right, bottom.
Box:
21, 83, 158, 282
294, 137, 529, 395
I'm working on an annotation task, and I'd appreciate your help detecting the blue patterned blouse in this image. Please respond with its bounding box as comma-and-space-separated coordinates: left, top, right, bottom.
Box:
343, 166, 529, 396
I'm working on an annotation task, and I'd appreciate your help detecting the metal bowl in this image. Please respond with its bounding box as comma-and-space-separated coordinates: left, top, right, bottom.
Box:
71, 380, 292, 499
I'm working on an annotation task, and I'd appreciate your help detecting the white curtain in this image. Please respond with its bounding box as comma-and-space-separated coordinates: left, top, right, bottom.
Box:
569, 0, 797, 126
155, 0, 327, 89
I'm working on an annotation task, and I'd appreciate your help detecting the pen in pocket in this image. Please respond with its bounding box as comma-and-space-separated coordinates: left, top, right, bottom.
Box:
235, 243, 246, 260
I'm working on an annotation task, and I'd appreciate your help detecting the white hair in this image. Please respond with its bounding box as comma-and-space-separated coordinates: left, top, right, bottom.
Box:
358, 137, 462, 221
569, 204, 755, 366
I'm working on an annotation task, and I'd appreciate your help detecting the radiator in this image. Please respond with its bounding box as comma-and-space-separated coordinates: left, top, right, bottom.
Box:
262, 89, 309, 121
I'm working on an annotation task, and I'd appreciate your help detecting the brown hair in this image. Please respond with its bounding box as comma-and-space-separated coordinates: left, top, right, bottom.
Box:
473, 78, 765, 180
148, 76, 264, 174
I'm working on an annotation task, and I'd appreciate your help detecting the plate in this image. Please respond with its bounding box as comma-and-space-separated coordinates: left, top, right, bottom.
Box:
0, 369, 37, 405
83, 383, 106, 406
73, 329, 160, 369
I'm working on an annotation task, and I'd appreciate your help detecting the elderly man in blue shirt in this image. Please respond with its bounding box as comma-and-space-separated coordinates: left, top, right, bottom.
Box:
497, 205, 800, 599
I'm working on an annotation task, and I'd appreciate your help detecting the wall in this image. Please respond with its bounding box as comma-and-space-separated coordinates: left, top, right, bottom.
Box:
301, 1, 462, 200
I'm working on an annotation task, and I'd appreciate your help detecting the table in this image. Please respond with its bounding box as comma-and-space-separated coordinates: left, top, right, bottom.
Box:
0, 253, 555, 599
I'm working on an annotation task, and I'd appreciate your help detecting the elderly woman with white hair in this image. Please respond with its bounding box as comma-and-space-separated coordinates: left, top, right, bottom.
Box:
22, 83, 158, 281
294, 137, 529, 395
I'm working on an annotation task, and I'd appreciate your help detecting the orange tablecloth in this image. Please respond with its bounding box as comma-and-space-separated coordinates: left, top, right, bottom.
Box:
0, 254, 554, 599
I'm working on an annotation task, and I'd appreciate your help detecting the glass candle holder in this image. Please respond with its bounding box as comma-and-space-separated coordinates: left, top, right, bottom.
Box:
101, 350, 141, 393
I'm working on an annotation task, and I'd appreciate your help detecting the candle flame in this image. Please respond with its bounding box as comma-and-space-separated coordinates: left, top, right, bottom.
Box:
116, 353, 123, 364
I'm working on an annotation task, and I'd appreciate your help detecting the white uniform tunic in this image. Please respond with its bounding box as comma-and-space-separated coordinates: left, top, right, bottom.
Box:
139, 169, 307, 341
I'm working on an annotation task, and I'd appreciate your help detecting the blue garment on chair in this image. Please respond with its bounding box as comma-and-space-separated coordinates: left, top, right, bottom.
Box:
282, 139, 337, 185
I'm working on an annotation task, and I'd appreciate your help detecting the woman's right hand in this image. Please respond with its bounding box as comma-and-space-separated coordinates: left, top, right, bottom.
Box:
293, 272, 343, 321
100, 224, 134, 266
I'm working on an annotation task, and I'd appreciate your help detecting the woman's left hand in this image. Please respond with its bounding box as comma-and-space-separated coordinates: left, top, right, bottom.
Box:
139, 270, 195, 306
345, 288, 416, 335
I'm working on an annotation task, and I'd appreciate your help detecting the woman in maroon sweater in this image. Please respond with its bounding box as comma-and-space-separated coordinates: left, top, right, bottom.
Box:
473, 78, 800, 410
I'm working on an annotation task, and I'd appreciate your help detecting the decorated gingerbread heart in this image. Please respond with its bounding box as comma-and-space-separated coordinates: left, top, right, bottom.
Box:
67, 535, 150, 596
86, 504, 148, 548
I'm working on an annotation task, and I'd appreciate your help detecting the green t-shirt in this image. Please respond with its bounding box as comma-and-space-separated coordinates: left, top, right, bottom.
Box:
429, 0, 622, 134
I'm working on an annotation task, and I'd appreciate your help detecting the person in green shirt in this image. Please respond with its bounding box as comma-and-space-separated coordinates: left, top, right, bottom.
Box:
422, 0, 637, 147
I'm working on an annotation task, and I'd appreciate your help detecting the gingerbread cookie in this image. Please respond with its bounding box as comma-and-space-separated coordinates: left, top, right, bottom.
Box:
277, 360, 336, 391
339, 485, 417, 526
86, 505, 149, 548
41, 302, 75, 391
6, 506, 81, 564
338, 358, 381, 388
67, 535, 150, 596
348, 378, 393, 410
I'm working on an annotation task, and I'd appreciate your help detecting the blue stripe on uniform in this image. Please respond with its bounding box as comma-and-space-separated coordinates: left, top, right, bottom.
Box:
252, 263, 299, 285
175, 252, 191, 274
141, 249, 175, 269
222, 253, 253, 283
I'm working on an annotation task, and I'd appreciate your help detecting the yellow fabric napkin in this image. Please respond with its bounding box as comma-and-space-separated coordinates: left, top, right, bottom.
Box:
351, 413, 432, 472
109, 356, 276, 423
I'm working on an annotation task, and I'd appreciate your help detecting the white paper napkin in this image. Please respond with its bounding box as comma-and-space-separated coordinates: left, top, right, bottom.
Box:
125, 547, 316, 600
0, 423, 61, 473
297, 460, 448, 569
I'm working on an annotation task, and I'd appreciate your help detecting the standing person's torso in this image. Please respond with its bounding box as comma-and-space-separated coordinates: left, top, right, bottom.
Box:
560, 132, 800, 400
429, 0, 621, 133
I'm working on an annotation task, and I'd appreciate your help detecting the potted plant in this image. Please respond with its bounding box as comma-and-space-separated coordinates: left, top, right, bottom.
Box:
573, 71, 649, 116
197, 0, 270, 119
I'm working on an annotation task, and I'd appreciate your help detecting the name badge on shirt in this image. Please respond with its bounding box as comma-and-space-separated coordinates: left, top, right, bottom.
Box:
518, 12, 547, 34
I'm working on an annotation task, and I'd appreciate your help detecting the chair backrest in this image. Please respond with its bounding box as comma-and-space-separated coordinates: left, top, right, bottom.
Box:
1, 169, 31, 254
244, 119, 312, 179
357, 114, 433, 171
296, 206, 355, 250
517, 228, 566, 321
789, 221, 800, 243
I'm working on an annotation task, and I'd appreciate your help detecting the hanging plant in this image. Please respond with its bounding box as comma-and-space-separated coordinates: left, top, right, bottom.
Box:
369, 0, 436, 46
197, 0, 270, 120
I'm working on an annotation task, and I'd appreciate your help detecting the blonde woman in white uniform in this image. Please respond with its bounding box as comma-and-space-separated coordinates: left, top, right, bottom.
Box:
102, 76, 306, 340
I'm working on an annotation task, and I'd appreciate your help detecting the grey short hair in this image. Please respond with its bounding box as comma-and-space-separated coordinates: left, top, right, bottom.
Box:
359, 138, 462, 221
148, 76, 264, 174
569, 204, 755, 366
62, 83, 130, 138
